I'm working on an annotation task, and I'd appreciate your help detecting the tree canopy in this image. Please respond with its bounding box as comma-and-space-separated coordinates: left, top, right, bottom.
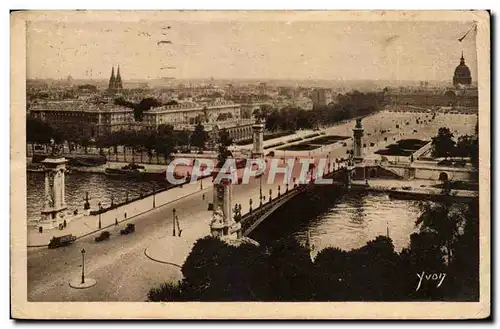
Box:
216, 129, 233, 168
431, 127, 456, 158
190, 123, 208, 151
147, 199, 479, 302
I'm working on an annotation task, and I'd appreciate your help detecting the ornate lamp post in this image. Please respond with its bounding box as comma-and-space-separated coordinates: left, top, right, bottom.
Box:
286, 183, 289, 192
98, 202, 102, 229
111, 195, 114, 208
172, 208, 176, 236
278, 185, 281, 197
81, 248, 86, 284
125, 191, 129, 203
269, 189, 272, 202
249, 198, 253, 213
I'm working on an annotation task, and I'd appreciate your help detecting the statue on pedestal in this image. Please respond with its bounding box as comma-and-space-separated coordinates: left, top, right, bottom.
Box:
210, 206, 224, 228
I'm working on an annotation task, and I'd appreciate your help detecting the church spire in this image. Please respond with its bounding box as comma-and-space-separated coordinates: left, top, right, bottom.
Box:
460, 51, 465, 65
115, 65, 123, 90
108, 66, 116, 91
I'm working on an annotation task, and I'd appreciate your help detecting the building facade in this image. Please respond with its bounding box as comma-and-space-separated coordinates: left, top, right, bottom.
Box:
29, 99, 249, 140
139, 100, 242, 127
29, 100, 134, 138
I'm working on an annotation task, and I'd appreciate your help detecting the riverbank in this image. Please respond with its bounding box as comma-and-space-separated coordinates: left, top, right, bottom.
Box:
27, 175, 214, 247
351, 179, 478, 201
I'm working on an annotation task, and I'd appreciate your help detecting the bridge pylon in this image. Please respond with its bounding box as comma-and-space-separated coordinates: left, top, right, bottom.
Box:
210, 168, 242, 240
351, 118, 366, 180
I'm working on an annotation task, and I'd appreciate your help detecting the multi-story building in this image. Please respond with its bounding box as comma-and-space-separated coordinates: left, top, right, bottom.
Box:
29, 100, 134, 138
29, 99, 252, 140
311, 88, 327, 109
139, 100, 242, 127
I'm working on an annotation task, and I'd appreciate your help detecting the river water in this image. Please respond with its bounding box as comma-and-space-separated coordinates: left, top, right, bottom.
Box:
26, 172, 170, 222
249, 186, 421, 252
27, 172, 419, 252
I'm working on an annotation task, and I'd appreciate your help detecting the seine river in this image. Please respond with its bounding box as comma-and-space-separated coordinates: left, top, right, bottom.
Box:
27, 172, 419, 252
249, 186, 420, 252
26, 172, 170, 222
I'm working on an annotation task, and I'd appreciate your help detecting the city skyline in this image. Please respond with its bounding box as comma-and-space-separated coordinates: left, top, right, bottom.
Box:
27, 20, 477, 82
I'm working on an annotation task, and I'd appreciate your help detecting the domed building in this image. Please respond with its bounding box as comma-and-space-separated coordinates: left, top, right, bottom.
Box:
453, 52, 472, 87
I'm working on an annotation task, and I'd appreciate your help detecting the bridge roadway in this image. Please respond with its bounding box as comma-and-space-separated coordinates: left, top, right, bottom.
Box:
27, 110, 475, 301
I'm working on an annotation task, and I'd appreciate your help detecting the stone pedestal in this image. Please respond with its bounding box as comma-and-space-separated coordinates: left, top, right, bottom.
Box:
353, 119, 364, 164
37, 157, 69, 230
210, 169, 241, 239
251, 123, 265, 158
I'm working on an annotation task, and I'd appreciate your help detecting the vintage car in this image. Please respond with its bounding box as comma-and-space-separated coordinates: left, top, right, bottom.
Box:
48, 234, 76, 249
95, 231, 111, 242
120, 224, 135, 235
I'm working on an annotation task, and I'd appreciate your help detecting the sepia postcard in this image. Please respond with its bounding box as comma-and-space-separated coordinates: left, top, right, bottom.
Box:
11, 10, 490, 319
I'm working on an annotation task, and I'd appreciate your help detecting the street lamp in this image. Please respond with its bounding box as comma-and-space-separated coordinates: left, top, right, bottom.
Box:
98, 202, 102, 229
269, 189, 272, 202
249, 198, 253, 213
259, 175, 263, 207
81, 248, 86, 284
278, 185, 281, 197
172, 208, 176, 236
152, 182, 156, 208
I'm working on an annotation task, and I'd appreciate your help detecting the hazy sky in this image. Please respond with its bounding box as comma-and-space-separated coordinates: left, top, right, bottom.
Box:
26, 19, 478, 82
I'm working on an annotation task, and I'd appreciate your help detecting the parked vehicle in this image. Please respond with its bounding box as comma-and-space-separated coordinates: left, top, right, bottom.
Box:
120, 224, 135, 235
95, 231, 111, 242
48, 234, 76, 249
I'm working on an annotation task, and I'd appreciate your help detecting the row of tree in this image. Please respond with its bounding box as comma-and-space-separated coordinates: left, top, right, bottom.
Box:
254, 91, 385, 132
27, 116, 210, 157
114, 97, 169, 121
147, 196, 479, 302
